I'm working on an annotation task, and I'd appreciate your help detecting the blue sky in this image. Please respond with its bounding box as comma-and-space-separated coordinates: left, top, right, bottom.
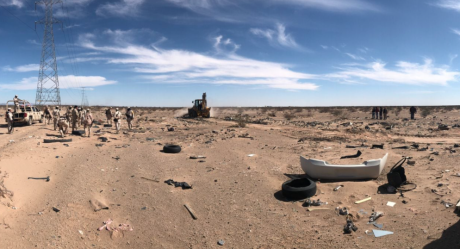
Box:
1, 0, 460, 107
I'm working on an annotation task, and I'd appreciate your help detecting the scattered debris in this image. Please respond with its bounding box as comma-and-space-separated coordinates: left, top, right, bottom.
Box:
369, 212, 384, 222
164, 179, 192, 189
371, 144, 384, 149
386, 201, 396, 207
247, 154, 256, 157
304, 199, 328, 207
217, 240, 225, 246
340, 150, 362, 159
184, 204, 198, 220
355, 197, 372, 204
334, 185, 344, 191
306, 207, 330, 211
343, 217, 358, 234
141, 177, 159, 182
190, 155, 206, 159
373, 223, 383, 229
97, 218, 133, 232
90, 199, 109, 212
337, 207, 349, 215
28, 176, 50, 182
52, 207, 60, 213
373, 230, 393, 238
392, 146, 409, 149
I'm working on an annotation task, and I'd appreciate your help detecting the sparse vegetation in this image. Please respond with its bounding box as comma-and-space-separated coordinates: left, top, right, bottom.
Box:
284, 112, 296, 120
235, 114, 249, 127
330, 109, 343, 117
268, 112, 276, 117
421, 108, 431, 118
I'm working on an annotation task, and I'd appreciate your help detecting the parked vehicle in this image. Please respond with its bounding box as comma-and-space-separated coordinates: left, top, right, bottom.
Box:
6, 100, 44, 125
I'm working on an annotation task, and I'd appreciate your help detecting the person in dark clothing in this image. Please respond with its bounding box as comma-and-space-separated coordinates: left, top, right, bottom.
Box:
410, 106, 417, 120
375, 107, 380, 119
379, 107, 383, 120
372, 107, 376, 119
383, 107, 388, 120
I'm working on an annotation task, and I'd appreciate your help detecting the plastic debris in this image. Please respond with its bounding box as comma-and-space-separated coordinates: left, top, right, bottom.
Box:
386, 201, 396, 207
340, 150, 362, 159
373, 230, 393, 238
373, 223, 383, 229
369, 212, 384, 223
355, 197, 371, 204
337, 207, 349, 215
218, 240, 225, 246
334, 185, 344, 191
164, 179, 192, 189
343, 217, 358, 234
247, 154, 255, 157
304, 199, 328, 207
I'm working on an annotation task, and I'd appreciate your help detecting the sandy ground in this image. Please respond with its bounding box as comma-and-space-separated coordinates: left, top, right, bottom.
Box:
0, 107, 459, 248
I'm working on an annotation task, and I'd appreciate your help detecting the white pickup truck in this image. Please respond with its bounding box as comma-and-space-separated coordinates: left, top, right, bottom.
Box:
6, 100, 44, 125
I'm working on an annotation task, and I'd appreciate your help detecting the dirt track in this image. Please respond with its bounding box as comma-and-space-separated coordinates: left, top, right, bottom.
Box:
0, 108, 459, 248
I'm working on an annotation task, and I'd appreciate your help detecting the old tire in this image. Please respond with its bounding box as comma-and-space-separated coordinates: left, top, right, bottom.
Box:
44, 139, 72, 143
282, 178, 317, 200
104, 124, 112, 128
163, 144, 181, 154
27, 117, 33, 126
72, 130, 86, 136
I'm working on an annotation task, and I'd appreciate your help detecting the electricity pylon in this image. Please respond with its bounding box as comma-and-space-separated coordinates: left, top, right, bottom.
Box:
81, 87, 89, 108
35, 0, 62, 106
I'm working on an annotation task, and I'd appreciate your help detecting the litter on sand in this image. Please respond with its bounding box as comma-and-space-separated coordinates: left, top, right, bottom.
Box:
247, 154, 256, 157
373, 230, 393, 238
386, 201, 396, 207
355, 197, 372, 204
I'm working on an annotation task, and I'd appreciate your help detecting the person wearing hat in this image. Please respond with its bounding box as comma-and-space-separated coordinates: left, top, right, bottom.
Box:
6, 108, 14, 134
105, 108, 113, 125
113, 108, 122, 134
52, 106, 61, 131
13, 95, 22, 113
44, 105, 52, 125
71, 105, 79, 132
80, 107, 87, 126
125, 107, 134, 130
57, 117, 69, 138
66, 106, 72, 123
84, 109, 93, 137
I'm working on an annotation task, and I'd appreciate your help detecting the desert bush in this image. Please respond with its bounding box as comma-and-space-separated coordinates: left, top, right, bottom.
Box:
268, 112, 276, 117
260, 108, 268, 114
394, 107, 402, 117
330, 109, 343, 117
420, 108, 431, 118
235, 114, 249, 127
318, 107, 329, 113
294, 107, 303, 113
284, 113, 296, 120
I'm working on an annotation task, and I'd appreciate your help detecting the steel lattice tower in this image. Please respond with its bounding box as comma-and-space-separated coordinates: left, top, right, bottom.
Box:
35, 0, 62, 106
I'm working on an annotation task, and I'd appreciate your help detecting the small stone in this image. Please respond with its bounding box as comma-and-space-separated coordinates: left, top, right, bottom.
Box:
218, 240, 225, 246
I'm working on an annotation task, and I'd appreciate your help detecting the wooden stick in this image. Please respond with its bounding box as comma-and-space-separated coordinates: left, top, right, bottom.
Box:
355, 197, 372, 204
184, 204, 197, 220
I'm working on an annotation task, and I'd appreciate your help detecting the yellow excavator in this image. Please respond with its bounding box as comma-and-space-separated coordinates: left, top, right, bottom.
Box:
188, 92, 211, 118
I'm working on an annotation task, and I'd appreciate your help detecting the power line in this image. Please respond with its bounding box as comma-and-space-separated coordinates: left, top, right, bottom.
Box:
0, 5, 41, 40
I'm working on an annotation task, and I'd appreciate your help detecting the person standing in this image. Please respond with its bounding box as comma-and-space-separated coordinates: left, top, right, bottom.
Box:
410, 106, 417, 120
80, 108, 87, 126
66, 107, 72, 123
375, 107, 380, 120
13, 95, 22, 113
77, 107, 82, 128
44, 106, 52, 125
125, 107, 134, 130
383, 107, 388, 120
372, 107, 376, 119
84, 109, 93, 137
379, 107, 383, 120
71, 105, 79, 132
114, 108, 122, 134
52, 106, 60, 131
6, 108, 14, 134
106, 108, 113, 125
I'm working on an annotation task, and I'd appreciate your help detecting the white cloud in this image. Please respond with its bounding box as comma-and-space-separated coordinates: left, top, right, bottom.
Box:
0, 0, 25, 8
3, 64, 39, 73
450, 54, 458, 65
0, 75, 116, 90
272, 0, 380, 12
96, 0, 145, 17
320, 45, 328, 50
452, 28, 460, 36
77, 31, 318, 90
435, 0, 460, 12
213, 35, 240, 53
250, 23, 305, 51
329, 59, 459, 85
345, 53, 365, 61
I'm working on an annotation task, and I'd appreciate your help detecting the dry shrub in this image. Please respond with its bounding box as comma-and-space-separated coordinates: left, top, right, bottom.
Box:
421, 108, 431, 118
235, 114, 248, 127
330, 109, 343, 117
284, 113, 296, 120
394, 107, 402, 117
268, 112, 276, 117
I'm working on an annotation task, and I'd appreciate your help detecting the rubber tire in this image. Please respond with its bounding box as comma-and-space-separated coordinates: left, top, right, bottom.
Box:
39, 117, 43, 123
190, 110, 197, 118
163, 145, 181, 154
281, 178, 317, 200
44, 139, 73, 143
27, 117, 33, 126
104, 124, 112, 128
72, 130, 86, 136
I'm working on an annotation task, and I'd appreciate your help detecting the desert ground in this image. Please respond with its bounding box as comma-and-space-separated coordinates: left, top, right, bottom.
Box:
0, 106, 459, 248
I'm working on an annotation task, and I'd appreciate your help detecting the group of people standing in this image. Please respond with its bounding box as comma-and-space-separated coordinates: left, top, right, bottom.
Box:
104, 107, 135, 133
44, 105, 94, 138
371, 107, 388, 120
